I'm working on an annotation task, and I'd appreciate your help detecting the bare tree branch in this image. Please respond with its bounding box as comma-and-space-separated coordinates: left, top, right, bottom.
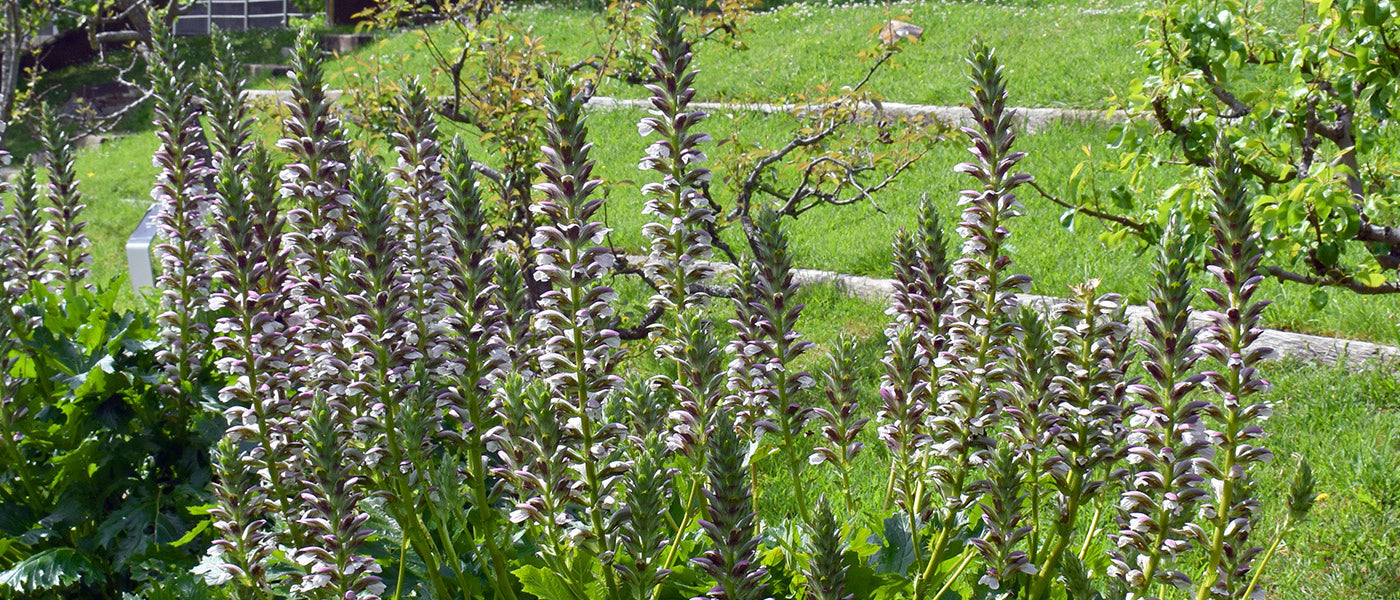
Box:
1262, 265, 1400, 294
1028, 179, 1149, 234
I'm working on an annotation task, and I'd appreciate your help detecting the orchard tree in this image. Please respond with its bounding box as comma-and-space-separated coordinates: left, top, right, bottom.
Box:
1061, 0, 1400, 300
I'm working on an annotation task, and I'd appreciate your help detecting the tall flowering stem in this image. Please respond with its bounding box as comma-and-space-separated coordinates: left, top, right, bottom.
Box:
292, 401, 384, 600
915, 41, 1032, 598
1110, 223, 1208, 596
693, 409, 767, 600
1194, 150, 1275, 600
278, 26, 353, 403
4, 158, 47, 289
727, 208, 816, 523
889, 198, 952, 355
878, 323, 931, 534
197, 36, 294, 594
638, 0, 714, 320
969, 446, 1035, 593
1033, 280, 1126, 598
205, 437, 272, 599
636, 1, 719, 572
0, 175, 40, 530
1007, 308, 1059, 565
149, 18, 212, 414
659, 310, 727, 578
440, 136, 517, 599
879, 199, 948, 515
531, 74, 627, 599
810, 335, 868, 514
492, 251, 537, 376
335, 155, 456, 598
384, 80, 453, 482
204, 30, 252, 173
667, 312, 727, 458
205, 144, 297, 592
200, 28, 305, 584
504, 375, 583, 590
38, 108, 90, 289
614, 431, 675, 600
804, 498, 852, 600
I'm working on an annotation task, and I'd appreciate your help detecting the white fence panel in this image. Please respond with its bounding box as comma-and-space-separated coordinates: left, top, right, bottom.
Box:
175, 0, 295, 35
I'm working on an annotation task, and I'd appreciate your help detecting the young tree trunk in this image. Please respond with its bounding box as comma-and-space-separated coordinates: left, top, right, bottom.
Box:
0, 0, 22, 130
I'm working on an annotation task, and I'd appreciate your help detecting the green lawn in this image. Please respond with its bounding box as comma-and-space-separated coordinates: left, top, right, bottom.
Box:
319, 0, 1144, 108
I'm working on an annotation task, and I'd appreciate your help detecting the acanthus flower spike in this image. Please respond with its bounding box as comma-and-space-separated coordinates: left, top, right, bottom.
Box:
1109, 220, 1209, 597
38, 108, 91, 290
1193, 146, 1275, 600
530, 72, 628, 599
148, 17, 213, 418
916, 40, 1033, 597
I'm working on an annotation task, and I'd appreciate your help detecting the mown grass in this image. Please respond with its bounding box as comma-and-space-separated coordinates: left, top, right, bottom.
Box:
299, 0, 1310, 112
312, 0, 1146, 108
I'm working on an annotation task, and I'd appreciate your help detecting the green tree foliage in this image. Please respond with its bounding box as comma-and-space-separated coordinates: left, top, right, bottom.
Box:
1065, 0, 1400, 300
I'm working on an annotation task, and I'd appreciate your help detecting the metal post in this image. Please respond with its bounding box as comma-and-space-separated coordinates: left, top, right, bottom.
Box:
126, 203, 160, 293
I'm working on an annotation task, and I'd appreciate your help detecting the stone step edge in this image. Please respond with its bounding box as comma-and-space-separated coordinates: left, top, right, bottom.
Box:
241, 90, 1121, 133
793, 265, 1396, 369
622, 255, 1396, 369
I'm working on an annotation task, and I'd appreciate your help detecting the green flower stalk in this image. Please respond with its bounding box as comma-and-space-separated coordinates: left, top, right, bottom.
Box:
0, 208, 39, 533
203, 30, 252, 173
879, 200, 949, 517
279, 27, 353, 396
292, 401, 384, 600
149, 18, 213, 411
619, 378, 668, 436
693, 409, 768, 600
440, 136, 517, 600
382, 80, 454, 481
809, 335, 868, 514
1005, 307, 1061, 565
204, 437, 274, 598
888, 198, 952, 353
206, 144, 298, 589
338, 154, 410, 444
1109, 224, 1209, 596
726, 208, 817, 523
504, 376, 592, 598
335, 156, 461, 598
388, 80, 454, 372
969, 446, 1035, 594
492, 251, 538, 378
638, 0, 715, 321
724, 258, 766, 441
915, 41, 1032, 598
878, 324, 932, 524
667, 311, 727, 457
530, 74, 628, 599
1033, 280, 1127, 598
661, 311, 728, 580
38, 108, 90, 290
1193, 150, 1276, 600
612, 431, 676, 600
3, 158, 47, 289
804, 498, 852, 600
